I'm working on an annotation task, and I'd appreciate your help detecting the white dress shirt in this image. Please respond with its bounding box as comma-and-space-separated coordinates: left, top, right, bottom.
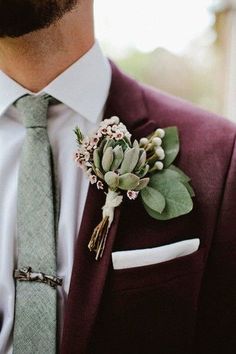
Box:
0, 41, 111, 354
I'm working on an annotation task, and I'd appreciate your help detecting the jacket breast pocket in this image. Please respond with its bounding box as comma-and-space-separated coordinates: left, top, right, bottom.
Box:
90, 247, 206, 354
110, 245, 205, 292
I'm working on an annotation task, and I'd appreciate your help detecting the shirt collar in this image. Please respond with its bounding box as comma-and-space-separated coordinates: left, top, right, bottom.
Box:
0, 40, 112, 124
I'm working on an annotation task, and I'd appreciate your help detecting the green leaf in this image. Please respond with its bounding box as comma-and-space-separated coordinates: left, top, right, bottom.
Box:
138, 164, 150, 178
150, 168, 179, 186
150, 167, 193, 187
145, 169, 193, 220
110, 146, 124, 171
162, 127, 180, 167
98, 138, 108, 151
103, 138, 115, 153
152, 165, 195, 198
74, 126, 84, 144
93, 149, 101, 169
135, 177, 150, 191
113, 138, 130, 150
119, 146, 140, 174
95, 168, 104, 179
104, 171, 119, 189
141, 186, 166, 213
183, 182, 195, 197
119, 173, 140, 190
135, 149, 147, 172
102, 147, 114, 172
169, 164, 191, 182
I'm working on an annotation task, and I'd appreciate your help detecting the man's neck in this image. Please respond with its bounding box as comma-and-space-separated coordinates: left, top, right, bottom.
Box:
0, 4, 94, 93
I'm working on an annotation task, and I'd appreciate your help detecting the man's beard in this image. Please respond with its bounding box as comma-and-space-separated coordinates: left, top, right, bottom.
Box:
0, 0, 78, 38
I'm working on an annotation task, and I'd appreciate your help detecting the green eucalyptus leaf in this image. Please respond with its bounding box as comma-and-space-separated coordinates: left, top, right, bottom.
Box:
143, 203, 163, 220
141, 186, 166, 213
102, 147, 114, 172
162, 127, 180, 167
119, 173, 140, 190
150, 168, 182, 187
145, 171, 193, 220
151, 166, 195, 198
104, 171, 119, 189
135, 177, 150, 191
169, 164, 191, 182
119, 146, 140, 174
110, 145, 124, 171
183, 182, 195, 197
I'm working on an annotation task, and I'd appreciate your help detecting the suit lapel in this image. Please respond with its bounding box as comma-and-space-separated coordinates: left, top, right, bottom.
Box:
60, 61, 152, 353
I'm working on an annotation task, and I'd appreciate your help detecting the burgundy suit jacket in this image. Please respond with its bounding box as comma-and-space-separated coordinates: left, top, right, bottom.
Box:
61, 62, 236, 354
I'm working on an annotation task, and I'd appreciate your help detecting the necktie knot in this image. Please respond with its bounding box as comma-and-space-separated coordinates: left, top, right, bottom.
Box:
14, 94, 58, 128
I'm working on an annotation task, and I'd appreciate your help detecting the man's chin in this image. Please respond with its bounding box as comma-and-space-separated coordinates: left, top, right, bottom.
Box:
0, 27, 48, 39
0, 22, 55, 39
0, 0, 78, 39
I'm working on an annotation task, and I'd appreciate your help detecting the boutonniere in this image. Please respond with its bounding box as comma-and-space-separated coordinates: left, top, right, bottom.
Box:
74, 116, 194, 260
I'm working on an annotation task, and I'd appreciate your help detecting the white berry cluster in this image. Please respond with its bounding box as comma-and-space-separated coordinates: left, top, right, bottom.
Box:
139, 128, 166, 173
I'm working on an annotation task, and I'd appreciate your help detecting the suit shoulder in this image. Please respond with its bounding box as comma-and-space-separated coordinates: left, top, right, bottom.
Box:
140, 83, 236, 138
109, 62, 236, 149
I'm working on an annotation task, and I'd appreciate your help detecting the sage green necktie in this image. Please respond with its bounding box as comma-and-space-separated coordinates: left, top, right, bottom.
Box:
13, 94, 61, 354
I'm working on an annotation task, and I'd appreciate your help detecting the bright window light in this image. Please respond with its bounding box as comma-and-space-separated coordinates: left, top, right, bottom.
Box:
95, 0, 215, 56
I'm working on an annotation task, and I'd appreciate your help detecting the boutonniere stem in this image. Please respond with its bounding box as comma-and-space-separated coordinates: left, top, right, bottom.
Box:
88, 190, 123, 259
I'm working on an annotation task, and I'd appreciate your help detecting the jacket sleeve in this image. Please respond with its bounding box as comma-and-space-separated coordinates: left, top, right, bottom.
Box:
194, 136, 236, 354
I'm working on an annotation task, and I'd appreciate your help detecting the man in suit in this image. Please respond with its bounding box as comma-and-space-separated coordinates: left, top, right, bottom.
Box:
0, 1, 235, 353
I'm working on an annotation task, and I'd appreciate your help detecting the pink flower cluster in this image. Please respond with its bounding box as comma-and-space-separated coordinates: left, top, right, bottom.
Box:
99, 116, 131, 141
74, 116, 131, 191
127, 190, 139, 200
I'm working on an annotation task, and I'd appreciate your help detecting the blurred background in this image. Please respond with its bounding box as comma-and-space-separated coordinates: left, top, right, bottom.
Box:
94, 0, 236, 121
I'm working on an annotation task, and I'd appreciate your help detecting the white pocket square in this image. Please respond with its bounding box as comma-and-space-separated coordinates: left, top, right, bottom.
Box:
112, 238, 200, 270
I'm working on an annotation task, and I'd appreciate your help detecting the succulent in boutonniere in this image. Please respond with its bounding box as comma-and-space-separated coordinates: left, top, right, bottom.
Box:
74, 116, 194, 260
